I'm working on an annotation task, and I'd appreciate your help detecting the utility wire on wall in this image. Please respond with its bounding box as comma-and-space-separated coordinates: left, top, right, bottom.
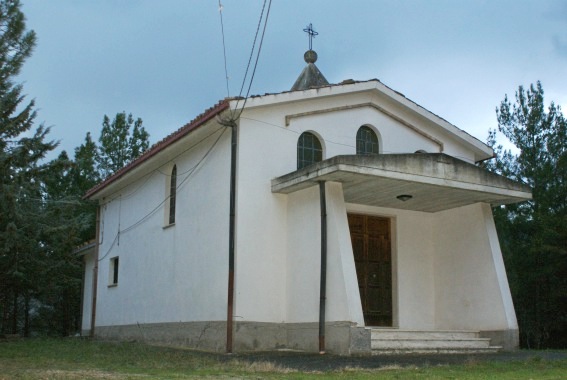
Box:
97, 0, 276, 260
100, 125, 227, 205
97, 127, 227, 261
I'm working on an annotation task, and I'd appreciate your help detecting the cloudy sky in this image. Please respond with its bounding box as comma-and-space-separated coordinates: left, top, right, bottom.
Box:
18, 0, 567, 158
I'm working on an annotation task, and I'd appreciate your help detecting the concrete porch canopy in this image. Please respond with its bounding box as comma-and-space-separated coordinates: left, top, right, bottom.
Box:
271, 154, 532, 213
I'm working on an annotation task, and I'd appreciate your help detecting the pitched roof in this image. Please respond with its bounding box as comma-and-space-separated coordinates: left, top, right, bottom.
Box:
85, 77, 494, 200
84, 99, 230, 200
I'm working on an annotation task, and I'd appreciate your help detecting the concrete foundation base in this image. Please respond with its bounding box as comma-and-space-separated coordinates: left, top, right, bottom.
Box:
91, 320, 369, 355
88, 322, 519, 354
479, 329, 519, 351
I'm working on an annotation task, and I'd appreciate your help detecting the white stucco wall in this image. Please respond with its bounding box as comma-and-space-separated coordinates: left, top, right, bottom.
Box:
232, 116, 289, 323
241, 87, 481, 163
325, 183, 365, 325
89, 84, 507, 335
94, 126, 232, 327
233, 89, 490, 326
284, 183, 363, 325
344, 202, 516, 331
285, 185, 321, 322
433, 203, 517, 331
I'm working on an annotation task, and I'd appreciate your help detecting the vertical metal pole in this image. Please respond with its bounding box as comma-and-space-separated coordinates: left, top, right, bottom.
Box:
90, 206, 101, 338
318, 181, 327, 353
226, 121, 237, 353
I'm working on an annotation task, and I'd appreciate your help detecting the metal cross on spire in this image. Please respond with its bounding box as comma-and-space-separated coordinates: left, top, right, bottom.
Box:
303, 23, 318, 50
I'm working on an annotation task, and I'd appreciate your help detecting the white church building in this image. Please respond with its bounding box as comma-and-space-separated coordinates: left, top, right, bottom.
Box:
79, 49, 531, 354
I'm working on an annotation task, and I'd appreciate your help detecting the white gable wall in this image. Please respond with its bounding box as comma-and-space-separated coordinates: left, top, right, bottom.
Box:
366, 91, 479, 163
288, 107, 441, 156
233, 88, 477, 326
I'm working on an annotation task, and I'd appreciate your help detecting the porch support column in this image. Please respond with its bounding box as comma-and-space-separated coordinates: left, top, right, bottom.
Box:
90, 206, 101, 337
318, 181, 327, 354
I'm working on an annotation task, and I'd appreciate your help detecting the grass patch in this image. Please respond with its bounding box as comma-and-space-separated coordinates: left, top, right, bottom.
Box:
0, 338, 565, 379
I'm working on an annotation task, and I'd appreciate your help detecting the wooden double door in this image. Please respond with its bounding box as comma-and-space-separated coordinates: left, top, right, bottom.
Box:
348, 214, 393, 326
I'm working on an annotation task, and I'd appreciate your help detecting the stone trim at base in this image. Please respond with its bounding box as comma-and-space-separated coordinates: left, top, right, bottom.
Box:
89, 322, 520, 354
92, 320, 370, 355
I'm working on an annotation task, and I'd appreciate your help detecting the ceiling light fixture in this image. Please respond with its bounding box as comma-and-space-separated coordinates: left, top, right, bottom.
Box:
396, 194, 413, 202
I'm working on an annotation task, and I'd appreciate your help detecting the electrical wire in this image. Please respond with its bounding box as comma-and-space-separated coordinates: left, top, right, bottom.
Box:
218, 1, 230, 98
240, 116, 363, 150
236, 0, 272, 119
226, 0, 272, 123
97, 232, 119, 262
102, 126, 226, 204
239, 115, 466, 158
176, 127, 227, 191
109, 127, 227, 237
232, 0, 268, 113
155, 127, 225, 177
96, 127, 227, 260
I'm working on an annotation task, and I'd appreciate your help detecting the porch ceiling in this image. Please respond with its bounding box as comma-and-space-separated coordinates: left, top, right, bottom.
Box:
271, 154, 532, 213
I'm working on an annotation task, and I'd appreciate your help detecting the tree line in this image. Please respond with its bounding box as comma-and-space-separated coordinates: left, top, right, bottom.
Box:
0, 0, 564, 347
483, 82, 566, 348
0, 0, 149, 337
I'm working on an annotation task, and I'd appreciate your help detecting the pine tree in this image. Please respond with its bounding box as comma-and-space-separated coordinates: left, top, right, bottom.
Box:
97, 112, 149, 178
0, 0, 57, 335
487, 82, 567, 348
40, 150, 93, 336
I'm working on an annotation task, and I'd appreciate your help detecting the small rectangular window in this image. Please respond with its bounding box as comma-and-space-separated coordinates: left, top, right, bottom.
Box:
109, 257, 119, 286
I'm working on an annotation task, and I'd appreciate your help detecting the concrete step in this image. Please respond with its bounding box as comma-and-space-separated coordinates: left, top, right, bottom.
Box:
371, 330, 479, 340
372, 337, 492, 349
370, 329, 501, 354
371, 346, 502, 355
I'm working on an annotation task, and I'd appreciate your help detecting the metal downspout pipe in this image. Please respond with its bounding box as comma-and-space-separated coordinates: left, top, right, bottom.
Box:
226, 120, 238, 353
318, 181, 327, 354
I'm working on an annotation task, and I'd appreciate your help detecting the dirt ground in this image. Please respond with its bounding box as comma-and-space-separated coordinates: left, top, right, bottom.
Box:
221, 350, 567, 371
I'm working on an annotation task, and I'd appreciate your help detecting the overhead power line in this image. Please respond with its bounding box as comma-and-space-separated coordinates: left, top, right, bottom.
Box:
216, 0, 273, 121
218, 1, 230, 98
233, 0, 273, 120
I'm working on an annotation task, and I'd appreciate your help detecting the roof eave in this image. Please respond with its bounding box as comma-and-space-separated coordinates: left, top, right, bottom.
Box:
84, 99, 231, 200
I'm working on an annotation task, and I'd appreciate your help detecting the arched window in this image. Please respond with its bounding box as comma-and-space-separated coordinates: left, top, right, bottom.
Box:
297, 132, 323, 169
356, 126, 379, 155
169, 165, 177, 225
